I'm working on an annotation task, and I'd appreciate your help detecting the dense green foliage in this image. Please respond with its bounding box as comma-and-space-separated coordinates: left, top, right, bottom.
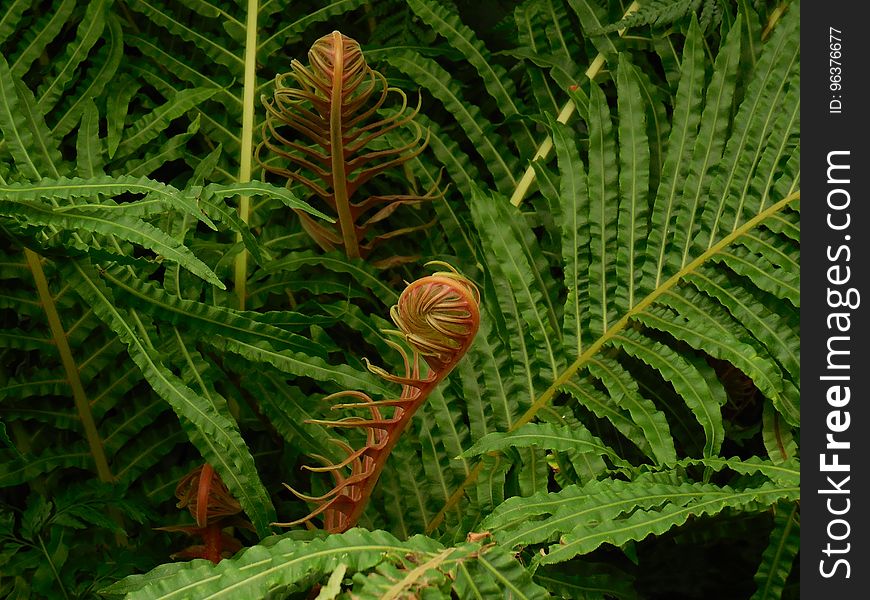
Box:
0, 0, 799, 598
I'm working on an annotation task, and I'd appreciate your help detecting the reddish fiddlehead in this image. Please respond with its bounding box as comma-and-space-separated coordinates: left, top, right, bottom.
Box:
157, 464, 250, 563
257, 31, 439, 262
276, 263, 480, 532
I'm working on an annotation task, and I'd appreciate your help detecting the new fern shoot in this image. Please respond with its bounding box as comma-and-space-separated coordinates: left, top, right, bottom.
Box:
257, 31, 439, 264
278, 262, 480, 532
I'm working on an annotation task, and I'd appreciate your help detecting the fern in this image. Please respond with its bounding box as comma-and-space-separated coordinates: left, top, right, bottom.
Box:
278, 263, 480, 532
103, 528, 549, 599
257, 31, 436, 261
1, 0, 800, 595
393, 15, 802, 598
593, 0, 769, 37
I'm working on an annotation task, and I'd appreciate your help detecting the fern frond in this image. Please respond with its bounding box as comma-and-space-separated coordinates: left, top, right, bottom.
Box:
614, 54, 650, 314
127, 0, 244, 73
385, 51, 518, 194
0, 444, 92, 487
481, 466, 797, 561
103, 528, 545, 600
642, 16, 705, 292
596, 0, 703, 34
0, 0, 30, 46
406, 0, 536, 156
430, 4, 801, 535
588, 356, 676, 464
276, 264, 479, 533
613, 329, 726, 457
6, 207, 224, 288
6, 0, 77, 79
113, 87, 218, 160
461, 422, 629, 468
52, 15, 125, 138
533, 479, 797, 567
258, 32, 436, 260
750, 502, 799, 599
67, 261, 276, 536
35, 0, 108, 116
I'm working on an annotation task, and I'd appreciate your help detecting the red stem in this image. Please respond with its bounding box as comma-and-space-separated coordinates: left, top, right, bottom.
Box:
202, 523, 223, 564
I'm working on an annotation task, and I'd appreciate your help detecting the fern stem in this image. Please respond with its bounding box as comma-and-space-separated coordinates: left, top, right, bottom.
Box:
24, 249, 114, 484
382, 547, 458, 597
38, 534, 70, 600
761, 1, 790, 41
427, 190, 801, 533
328, 32, 362, 260
509, 1, 641, 207
234, 0, 260, 309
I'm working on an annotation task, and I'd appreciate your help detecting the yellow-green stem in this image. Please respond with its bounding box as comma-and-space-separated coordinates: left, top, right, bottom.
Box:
509, 1, 641, 207
234, 0, 259, 310
426, 191, 801, 533
761, 1, 789, 40
24, 249, 113, 483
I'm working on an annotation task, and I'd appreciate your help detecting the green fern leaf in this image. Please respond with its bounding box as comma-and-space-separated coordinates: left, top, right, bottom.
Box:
585, 81, 620, 336
461, 422, 628, 468
113, 87, 217, 160
51, 15, 124, 138
471, 187, 562, 386
614, 54, 650, 314
686, 268, 800, 384
638, 289, 785, 399
453, 542, 550, 599
612, 328, 726, 457
750, 502, 799, 599
101, 267, 324, 356
596, 0, 701, 34
406, 0, 536, 156
0, 444, 92, 487
761, 400, 797, 464
75, 100, 105, 178
561, 377, 654, 461
202, 181, 332, 221
0, 175, 216, 229
534, 479, 798, 566
673, 17, 742, 269
0, 54, 64, 179
7, 0, 77, 79
697, 7, 799, 251
549, 117, 589, 356
1, 200, 224, 288
265, 250, 399, 306
385, 51, 518, 194
0, 0, 30, 45
105, 529, 444, 599
35, 0, 108, 115
127, 0, 243, 73
66, 261, 275, 536
588, 357, 676, 464
567, 0, 622, 58
643, 16, 705, 292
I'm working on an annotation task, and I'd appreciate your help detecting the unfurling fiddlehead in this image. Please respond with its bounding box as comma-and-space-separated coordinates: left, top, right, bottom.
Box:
276, 263, 480, 533
156, 464, 251, 563
257, 31, 439, 263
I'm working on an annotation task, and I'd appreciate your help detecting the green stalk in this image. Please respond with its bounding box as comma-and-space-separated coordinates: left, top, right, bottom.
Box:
234, 0, 259, 310
509, 1, 641, 207
427, 191, 801, 533
24, 249, 113, 483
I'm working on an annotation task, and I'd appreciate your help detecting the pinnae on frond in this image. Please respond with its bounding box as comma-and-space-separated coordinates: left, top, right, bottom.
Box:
274, 264, 480, 533
256, 31, 441, 263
